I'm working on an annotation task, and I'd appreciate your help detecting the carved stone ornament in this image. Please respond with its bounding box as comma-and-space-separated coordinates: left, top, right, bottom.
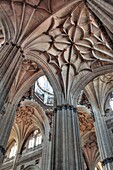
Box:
78, 109, 94, 132
15, 106, 34, 125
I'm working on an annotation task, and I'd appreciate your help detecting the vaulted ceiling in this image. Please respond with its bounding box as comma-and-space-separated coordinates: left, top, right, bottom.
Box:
1, 2, 113, 169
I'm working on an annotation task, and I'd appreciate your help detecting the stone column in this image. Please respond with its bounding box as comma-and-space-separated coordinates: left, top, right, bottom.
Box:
94, 112, 113, 170
0, 102, 18, 167
50, 104, 84, 170
0, 42, 24, 111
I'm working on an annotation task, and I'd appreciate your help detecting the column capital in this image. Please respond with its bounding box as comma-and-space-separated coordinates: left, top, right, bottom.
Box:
54, 104, 76, 112
11, 42, 24, 54
101, 157, 113, 166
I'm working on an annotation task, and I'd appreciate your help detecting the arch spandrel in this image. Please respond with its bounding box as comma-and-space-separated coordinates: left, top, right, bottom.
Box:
7, 59, 41, 103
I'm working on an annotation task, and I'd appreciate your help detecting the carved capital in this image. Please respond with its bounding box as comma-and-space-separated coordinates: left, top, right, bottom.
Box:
55, 105, 76, 112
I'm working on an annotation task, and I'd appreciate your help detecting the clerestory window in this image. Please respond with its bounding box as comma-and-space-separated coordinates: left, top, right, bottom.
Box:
22, 130, 42, 155
28, 130, 42, 149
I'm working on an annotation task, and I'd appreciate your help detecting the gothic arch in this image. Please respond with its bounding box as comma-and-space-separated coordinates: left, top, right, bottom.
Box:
20, 100, 50, 138
72, 64, 113, 102
26, 53, 62, 102
19, 100, 51, 170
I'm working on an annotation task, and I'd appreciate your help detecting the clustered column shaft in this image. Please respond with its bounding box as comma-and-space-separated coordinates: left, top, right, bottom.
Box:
94, 112, 113, 170
0, 42, 24, 166
51, 104, 84, 170
0, 42, 24, 112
